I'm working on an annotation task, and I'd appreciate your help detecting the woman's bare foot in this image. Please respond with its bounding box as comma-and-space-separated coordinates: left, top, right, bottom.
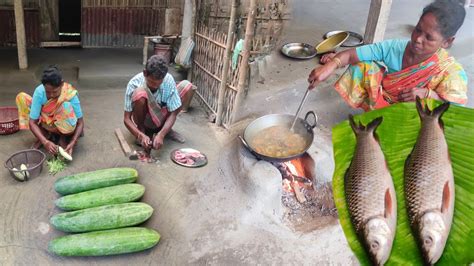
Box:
30, 130, 52, 149
319, 52, 336, 64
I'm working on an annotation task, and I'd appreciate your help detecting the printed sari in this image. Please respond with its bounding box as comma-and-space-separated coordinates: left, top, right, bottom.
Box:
16, 83, 78, 134
334, 49, 468, 111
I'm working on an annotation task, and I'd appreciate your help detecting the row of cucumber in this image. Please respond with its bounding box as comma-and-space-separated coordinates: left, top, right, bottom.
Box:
48, 167, 160, 256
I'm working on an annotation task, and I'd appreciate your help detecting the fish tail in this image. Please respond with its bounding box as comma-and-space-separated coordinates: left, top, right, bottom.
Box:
348, 115, 362, 135
366, 117, 383, 135
348, 115, 383, 137
415, 96, 450, 123
415, 96, 429, 121
432, 102, 450, 121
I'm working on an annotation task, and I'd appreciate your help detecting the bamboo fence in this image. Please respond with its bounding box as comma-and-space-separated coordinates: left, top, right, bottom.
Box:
192, 24, 242, 128
192, 0, 288, 128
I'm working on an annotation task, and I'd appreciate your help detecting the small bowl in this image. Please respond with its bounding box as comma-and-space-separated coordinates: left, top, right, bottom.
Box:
281, 43, 317, 59
5, 149, 46, 182
315, 31, 350, 54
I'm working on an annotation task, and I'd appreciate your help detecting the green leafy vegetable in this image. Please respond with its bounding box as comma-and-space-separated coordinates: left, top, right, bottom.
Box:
47, 157, 67, 175
332, 100, 473, 265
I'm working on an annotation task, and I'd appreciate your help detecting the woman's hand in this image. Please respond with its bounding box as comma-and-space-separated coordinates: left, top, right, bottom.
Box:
44, 141, 58, 155
65, 141, 75, 156
320, 53, 336, 64
307, 63, 338, 90
398, 87, 441, 102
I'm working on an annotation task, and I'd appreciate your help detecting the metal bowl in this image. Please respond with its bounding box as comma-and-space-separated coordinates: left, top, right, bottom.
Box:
315, 31, 350, 54
281, 43, 317, 59
323, 30, 364, 47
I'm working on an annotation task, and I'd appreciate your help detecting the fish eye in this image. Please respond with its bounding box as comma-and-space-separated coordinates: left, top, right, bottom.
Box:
424, 237, 433, 246
370, 241, 379, 250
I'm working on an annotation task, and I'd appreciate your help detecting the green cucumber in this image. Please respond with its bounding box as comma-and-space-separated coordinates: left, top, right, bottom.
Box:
48, 227, 160, 256
54, 168, 138, 195
50, 203, 153, 233
55, 184, 145, 211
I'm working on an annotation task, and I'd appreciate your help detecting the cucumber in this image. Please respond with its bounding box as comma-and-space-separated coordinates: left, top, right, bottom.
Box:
50, 203, 153, 233
12, 167, 26, 181
55, 184, 145, 211
48, 227, 160, 256
58, 146, 73, 161
54, 168, 138, 195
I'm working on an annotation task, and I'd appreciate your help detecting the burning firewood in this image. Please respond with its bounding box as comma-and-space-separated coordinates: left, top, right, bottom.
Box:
291, 181, 307, 203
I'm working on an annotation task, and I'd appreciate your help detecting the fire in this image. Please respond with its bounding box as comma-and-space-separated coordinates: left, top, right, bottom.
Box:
280, 160, 312, 195
284, 160, 305, 176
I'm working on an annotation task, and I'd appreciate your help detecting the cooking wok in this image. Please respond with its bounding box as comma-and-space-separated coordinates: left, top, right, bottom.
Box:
239, 111, 318, 162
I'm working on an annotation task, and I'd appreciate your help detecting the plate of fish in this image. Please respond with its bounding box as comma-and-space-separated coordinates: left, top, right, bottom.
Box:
170, 148, 207, 168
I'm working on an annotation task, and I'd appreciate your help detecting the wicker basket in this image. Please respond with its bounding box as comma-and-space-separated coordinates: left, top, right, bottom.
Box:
4, 149, 46, 182
0, 106, 20, 135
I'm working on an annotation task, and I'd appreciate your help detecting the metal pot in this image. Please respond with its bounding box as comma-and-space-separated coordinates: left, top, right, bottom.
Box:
239, 111, 318, 162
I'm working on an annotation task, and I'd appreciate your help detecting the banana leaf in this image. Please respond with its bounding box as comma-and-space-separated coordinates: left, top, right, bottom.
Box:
332, 100, 474, 265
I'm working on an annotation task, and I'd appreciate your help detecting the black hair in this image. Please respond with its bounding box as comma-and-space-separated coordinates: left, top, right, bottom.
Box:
41, 65, 63, 87
422, 0, 466, 39
145, 55, 168, 80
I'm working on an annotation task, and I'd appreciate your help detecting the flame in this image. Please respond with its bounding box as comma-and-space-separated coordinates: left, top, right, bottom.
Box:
284, 159, 305, 176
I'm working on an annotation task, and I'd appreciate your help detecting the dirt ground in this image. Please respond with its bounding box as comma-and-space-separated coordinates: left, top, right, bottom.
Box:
0, 0, 473, 265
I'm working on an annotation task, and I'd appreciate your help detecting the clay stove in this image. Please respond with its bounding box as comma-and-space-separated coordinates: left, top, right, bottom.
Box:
271, 153, 338, 231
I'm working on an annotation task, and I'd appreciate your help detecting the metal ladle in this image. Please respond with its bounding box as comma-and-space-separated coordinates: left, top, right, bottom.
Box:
290, 88, 311, 131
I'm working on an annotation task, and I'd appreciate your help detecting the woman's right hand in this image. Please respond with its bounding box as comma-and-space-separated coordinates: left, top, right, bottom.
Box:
44, 141, 58, 155
307, 63, 338, 90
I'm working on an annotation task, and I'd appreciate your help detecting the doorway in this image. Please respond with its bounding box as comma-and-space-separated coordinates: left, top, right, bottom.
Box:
58, 0, 81, 42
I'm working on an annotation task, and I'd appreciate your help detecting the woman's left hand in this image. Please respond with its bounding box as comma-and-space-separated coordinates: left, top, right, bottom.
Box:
65, 141, 75, 156
398, 87, 440, 102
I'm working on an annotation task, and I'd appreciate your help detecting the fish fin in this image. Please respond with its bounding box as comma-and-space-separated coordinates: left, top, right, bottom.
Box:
415, 96, 428, 121
433, 102, 450, 129
366, 116, 383, 135
441, 181, 451, 214
384, 188, 393, 219
348, 115, 362, 135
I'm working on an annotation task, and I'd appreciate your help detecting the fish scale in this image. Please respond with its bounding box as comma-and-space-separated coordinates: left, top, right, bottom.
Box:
346, 137, 392, 232
404, 98, 454, 264
345, 116, 397, 265
405, 123, 452, 220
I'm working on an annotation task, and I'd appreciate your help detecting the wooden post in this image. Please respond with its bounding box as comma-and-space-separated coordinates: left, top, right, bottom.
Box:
230, 0, 257, 125
143, 37, 149, 65
14, 0, 28, 69
364, 0, 393, 44
186, 0, 197, 81
216, 0, 239, 126
181, 0, 194, 39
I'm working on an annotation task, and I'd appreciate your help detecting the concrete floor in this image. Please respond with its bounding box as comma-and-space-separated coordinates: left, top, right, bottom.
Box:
1, 0, 473, 265
0, 48, 353, 264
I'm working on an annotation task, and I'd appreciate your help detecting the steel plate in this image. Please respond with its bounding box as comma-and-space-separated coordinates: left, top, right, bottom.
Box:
170, 148, 208, 168
281, 43, 317, 59
323, 30, 364, 47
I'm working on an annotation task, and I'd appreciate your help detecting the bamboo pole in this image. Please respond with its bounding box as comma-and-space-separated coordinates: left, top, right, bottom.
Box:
14, 0, 28, 69
216, 0, 239, 126
187, 0, 197, 81
230, 0, 256, 125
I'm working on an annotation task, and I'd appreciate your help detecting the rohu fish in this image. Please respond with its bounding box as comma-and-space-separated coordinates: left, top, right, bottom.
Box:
345, 115, 397, 265
405, 97, 454, 265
